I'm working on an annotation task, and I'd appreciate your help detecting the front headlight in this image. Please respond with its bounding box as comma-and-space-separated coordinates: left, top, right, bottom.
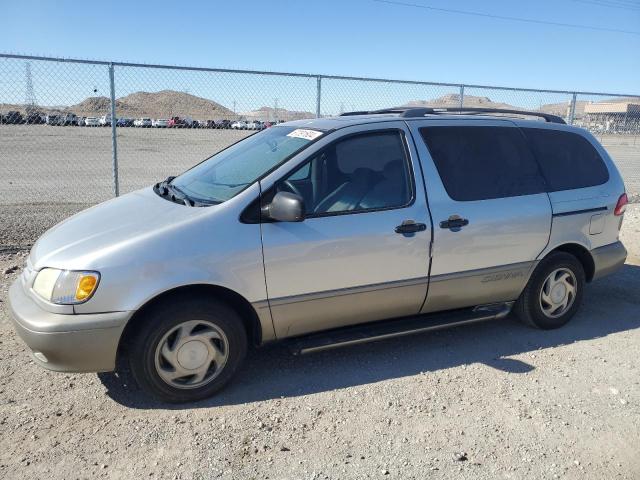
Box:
32, 268, 100, 304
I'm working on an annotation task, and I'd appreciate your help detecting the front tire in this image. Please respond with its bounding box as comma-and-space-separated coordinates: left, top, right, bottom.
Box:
128, 298, 248, 403
514, 252, 585, 329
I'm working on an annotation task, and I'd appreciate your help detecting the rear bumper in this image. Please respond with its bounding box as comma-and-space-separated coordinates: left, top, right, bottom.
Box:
591, 241, 627, 281
8, 280, 132, 373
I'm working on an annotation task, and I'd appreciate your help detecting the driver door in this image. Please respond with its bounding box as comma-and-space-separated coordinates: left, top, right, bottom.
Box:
259, 125, 432, 339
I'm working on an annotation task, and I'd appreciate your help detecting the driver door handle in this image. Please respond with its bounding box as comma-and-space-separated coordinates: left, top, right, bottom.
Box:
395, 220, 427, 234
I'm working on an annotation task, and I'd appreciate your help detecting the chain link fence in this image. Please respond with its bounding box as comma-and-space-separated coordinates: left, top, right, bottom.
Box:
1, 53, 639, 247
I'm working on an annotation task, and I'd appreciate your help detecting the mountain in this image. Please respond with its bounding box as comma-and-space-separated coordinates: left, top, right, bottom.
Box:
538, 101, 587, 118
241, 106, 315, 122
71, 90, 235, 119
1, 90, 235, 119
402, 94, 520, 110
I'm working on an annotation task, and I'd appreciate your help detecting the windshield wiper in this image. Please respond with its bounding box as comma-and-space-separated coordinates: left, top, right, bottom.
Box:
154, 176, 196, 206
213, 182, 249, 188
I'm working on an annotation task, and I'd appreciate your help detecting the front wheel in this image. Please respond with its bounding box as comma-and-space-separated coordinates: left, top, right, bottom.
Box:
514, 252, 585, 329
128, 298, 248, 403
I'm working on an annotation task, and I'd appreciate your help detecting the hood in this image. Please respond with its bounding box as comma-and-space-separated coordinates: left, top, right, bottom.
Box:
30, 187, 209, 270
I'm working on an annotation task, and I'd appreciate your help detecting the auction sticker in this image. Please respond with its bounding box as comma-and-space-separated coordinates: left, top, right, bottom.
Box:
286, 129, 323, 141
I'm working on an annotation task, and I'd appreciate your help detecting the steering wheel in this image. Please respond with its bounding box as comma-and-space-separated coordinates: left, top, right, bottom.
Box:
282, 180, 303, 198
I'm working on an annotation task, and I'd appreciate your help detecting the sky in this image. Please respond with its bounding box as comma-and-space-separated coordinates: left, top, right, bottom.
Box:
1, 0, 639, 114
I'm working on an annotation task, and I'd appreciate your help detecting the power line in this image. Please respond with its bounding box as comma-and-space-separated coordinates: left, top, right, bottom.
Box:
372, 0, 640, 36
567, 0, 640, 12
600, 0, 640, 6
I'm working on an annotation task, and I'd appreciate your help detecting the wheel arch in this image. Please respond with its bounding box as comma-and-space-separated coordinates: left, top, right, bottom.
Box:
117, 284, 264, 361
544, 242, 595, 282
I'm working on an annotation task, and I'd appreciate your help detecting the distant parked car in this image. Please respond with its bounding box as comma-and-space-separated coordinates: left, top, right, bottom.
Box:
3, 111, 24, 124
231, 120, 247, 130
85, 117, 101, 127
116, 118, 134, 127
168, 116, 192, 128
60, 113, 78, 126
134, 118, 153, 128
216, 119, 232, 129
45, 114, 61, 126
152, 119, 169, 128
25, 112, 44, 124
99, 115, 112, 127
247, 120, 265, 130
76, 116, 86, 126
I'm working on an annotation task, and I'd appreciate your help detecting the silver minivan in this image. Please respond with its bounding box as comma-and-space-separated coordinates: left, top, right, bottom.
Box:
9, 107, 629, 402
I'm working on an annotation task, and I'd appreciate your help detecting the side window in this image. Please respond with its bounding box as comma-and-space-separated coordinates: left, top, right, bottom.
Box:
276, 131, 413, 216
419, 126, 546, 201
522, 128, 609, 191
288, 162, 310, 181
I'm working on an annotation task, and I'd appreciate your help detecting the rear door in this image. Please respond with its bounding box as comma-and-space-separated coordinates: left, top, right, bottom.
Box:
408, 120, 553, 313
259, 122, 432, 338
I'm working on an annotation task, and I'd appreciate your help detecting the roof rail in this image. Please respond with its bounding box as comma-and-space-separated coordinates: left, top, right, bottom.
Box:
339, 108, 408, 116
339, 106, 566, 124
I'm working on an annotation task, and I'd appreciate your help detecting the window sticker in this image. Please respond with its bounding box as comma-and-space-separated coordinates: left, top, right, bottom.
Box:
286, 129, 323, 141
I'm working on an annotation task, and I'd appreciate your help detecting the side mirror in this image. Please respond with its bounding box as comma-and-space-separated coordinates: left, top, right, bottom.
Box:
263, 191, 305, 222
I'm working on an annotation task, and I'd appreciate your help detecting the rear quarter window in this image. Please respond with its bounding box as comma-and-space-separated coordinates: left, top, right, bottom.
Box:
521, 128, 609, 191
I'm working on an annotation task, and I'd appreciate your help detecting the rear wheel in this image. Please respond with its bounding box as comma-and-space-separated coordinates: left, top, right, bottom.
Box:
514, 252, 585, 329
128, 298, 247, 403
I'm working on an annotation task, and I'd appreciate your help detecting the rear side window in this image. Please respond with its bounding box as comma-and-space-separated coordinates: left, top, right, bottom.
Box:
419, 126, 546, 201
522, 128, 609, 191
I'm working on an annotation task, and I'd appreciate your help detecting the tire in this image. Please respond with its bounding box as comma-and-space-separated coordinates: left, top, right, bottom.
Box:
514, 251, 585, 329
128, 297, 248, 403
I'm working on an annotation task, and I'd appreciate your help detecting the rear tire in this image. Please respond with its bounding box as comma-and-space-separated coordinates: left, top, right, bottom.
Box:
128, 297, 247, 403
514, 252, 585, 329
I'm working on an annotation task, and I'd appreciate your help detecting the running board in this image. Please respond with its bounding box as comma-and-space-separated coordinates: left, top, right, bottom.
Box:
289, 302, 513, 355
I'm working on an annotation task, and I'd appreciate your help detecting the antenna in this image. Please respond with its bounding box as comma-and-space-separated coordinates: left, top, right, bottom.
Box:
24, 62, 38, 114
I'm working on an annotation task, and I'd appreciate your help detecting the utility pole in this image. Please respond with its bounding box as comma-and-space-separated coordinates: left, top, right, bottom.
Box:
274, 98, 279, 122
24, 62, 38, 115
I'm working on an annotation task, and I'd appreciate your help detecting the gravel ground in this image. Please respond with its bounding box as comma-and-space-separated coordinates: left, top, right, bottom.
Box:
0, 126, 252, 250
0, 205, 638, 479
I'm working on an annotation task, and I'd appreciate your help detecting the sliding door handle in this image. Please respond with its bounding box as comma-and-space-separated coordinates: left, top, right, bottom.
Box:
440, 215, 469, 230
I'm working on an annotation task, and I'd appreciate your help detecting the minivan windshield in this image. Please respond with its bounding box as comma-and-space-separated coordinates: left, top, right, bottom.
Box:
170, 126, 324, 204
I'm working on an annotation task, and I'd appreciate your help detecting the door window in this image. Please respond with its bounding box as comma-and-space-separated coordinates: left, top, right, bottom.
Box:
275, 131, 413, 216
419, 126, 546, 201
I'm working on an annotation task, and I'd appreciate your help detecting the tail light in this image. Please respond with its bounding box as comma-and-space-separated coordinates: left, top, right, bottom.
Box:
614, 193, 628, 216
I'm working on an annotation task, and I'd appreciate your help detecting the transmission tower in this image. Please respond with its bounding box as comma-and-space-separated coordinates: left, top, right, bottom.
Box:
24, 62, 38, 114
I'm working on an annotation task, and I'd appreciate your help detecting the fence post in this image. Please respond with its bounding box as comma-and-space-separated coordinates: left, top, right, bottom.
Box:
316, 76, 322, 118
568, 92, 577, 125
108, 63, 120, 197
459, 85, 465, 109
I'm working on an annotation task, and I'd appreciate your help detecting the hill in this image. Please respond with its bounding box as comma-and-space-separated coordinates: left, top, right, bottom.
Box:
241, 106, 315, 122
402, 94, 520, 110
71, 90, 235, 119
1, 90, 235, 119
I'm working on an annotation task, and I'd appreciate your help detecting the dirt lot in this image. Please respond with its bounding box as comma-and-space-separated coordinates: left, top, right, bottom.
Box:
0, 125, 639, 249
0, 125, 252, 249
0, 200, 639, 479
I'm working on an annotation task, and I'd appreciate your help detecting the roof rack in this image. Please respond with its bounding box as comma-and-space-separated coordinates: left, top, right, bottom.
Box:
339, 107, 566, 124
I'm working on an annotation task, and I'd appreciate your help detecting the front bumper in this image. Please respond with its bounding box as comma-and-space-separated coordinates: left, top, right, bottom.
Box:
8, 280, 132, 373
591, 241, 627, 281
